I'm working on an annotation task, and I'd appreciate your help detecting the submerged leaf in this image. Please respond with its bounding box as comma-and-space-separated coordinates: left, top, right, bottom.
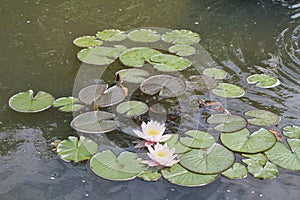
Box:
96, 29, 127, 41
162, 30, 200, 45
203, 68, 227, 79
116, 101, 148, 117
168, 45, 196, 56
116, 68, 150, 84
149, 54, 191, 72
73, 36, 103, 47
207, 114, 247, 132
187, 75, 219, 91
128, 29, 161, 42
221, 163, 248, 179
212, 83, 245, 98
247, 74, 280, 88
244, 109, 280, 126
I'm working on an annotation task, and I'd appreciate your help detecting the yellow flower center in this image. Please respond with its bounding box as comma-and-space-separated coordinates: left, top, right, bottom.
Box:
147, 129, 160, 136
156, 150, 168, 157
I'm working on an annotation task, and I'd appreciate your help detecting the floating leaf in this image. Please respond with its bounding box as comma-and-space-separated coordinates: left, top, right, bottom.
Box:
138, 169, 161, 181
90, 150, 146, 181
247, 161, 278, 179
77, 45, 126, 65
161, 164, 218, 187
244, 109, 280, 126
94, 85, 126, 107
164, 134, 191, 154
180, 130, 215, 149
283, 125, 300, 139
56, 136, 98, 163
70, 111, 118, 134
78, 84, 108, 105
207, 114, 247, 133
119, 47, 161, 67
203, 68, 227, 79
179, 143, 235, 174
140, 75, 186, 98
53, 97, 84, 112
116, 68, 150, 84
149, 54, 191, 72
128, 29, 161, 43
73, 36, 103, 47
186, 75, 219, 91
247, 74, 280, 88
116, 101, 148, 117
220, 128, 276, 153
96, 29, 126, 42
212, 83, 245, 98
168, 45, 196, 56
221, 163, 248, 179
9, 90, 54, 113
162, 30, 200, 45
242, 153, 268, 166
265, 139, 300, 170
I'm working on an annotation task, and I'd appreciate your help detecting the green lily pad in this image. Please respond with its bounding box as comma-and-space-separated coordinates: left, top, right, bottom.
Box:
90, 150, 146, 181
128, 29, 161, 43
283, 125, 300, 139
149, 54, 191, 72
247, 74, 280, 88
203, 68, 227, 79
179, 143, 235, 174
70, 111, 118, 134
162, 30, 200, 45
221, 163, 248, 179
96, 29, 127, 42
119, 47, 162, 67
168, 45, 196, 56
244, 109, 280, 126
78, 84, 108, 105
161, 164, 218, 187
247, 161, 278, 179
53, 97, 84, 112
93, 85, 126, 107
56, 136, 98, 163
73, 36, 103, 47
186, 75, 219, 91
116, 101, 148, 117
116, 68, 150, 84
242, 153, 268, 166
9, 90, 54, 113
140, 75, 186, 98
164, 134, 191, 154
180, 130, 215, 149
207, 114, 247, 133
138, 169, 161, 181
212, 83, 245, 98
265, 139, 300, 170
77, 45, 126, 65
220, 128, 276, 153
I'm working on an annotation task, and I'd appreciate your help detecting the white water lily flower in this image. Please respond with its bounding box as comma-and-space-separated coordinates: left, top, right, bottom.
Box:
142, 143, 179, 169
133, 120, 171, 147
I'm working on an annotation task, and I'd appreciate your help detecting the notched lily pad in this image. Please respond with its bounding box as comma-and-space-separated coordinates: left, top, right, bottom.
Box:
162, 30, 200, 45
168, 45, 196, 56
70, 111, 118, 134
9, 90, 54, 113
221, 163, 248, 179
207, 114, 247, 133
186, 75, 219, 91
283, 125, 300, 139
53, 97, 84, 112
78, 84, 108, 106
244, 109, 280, 127
140, 75, 186, 98
96, 29, 127, 42
128, 29, 161, 43
242, 153, 268, 166
138, 169, 161, 181
116, 68, 150, 84
212, 83, 245, 98
93, 85, 126, 108
203, 68, 227, 79
56, 136, 98, 163
164, 134, 191, 154
90, 150, 146, 181
116, 101, 148, 117
73, 36, 103, 47
149, 54, 191, 72
180, 130, 215, 149
247, 161, 278, 179
247, 74, 280, 88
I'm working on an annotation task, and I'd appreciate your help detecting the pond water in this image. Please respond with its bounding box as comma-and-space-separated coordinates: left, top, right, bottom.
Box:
0, 0, 299, 199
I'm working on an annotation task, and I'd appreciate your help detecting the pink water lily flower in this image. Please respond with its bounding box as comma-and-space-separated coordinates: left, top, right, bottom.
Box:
142, 143, 179, 169
133, 120, 172, 147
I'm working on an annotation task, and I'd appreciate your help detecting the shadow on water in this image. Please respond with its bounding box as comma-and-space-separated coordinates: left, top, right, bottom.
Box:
0, 0, 299, 200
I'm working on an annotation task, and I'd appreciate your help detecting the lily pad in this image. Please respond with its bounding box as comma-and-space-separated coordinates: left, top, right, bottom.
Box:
164, 134, 191, 154
180, 130, 215, 149
207, 114, 247, 133
96, 29, 127, 42
244, 109, 280, 126
116, 101, 148, 117
265, 139, 300, 170
162, 30, 200, 45
93, 85, 126, 108
186, 75, 219, 91
168, 45, 196, 56
90, 150, 146, 181
70, 111, 118, 134
179, 143, 235, 174
140, 75, 186, 98
203, 68, 227, 79
247, 161, 278, 179
9, 90, 54, 113
73, 36, 103, 47
77, 45, 126, 65
212, 83, 245, 98
128, 29, 161, 43
242, 153, 268, 166
247, 74, 280, 88
56, 136, 98, 163
78, 84, 108, 105
161, 164, 218, 187
220, 128, 276, 153
116, 68, 150, 84
149, 54, 191, 72
221, 163, 248, 179
119, 47, 161, 67
53, 97, 84, 112
283, 125, 300, 139
138, 169, 161, 181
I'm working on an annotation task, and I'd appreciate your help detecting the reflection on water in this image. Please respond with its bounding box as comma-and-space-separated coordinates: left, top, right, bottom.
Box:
0, 0, 299, 200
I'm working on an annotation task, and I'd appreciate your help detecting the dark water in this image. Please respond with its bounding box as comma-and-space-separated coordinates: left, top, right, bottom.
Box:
0, 0, 299, 200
